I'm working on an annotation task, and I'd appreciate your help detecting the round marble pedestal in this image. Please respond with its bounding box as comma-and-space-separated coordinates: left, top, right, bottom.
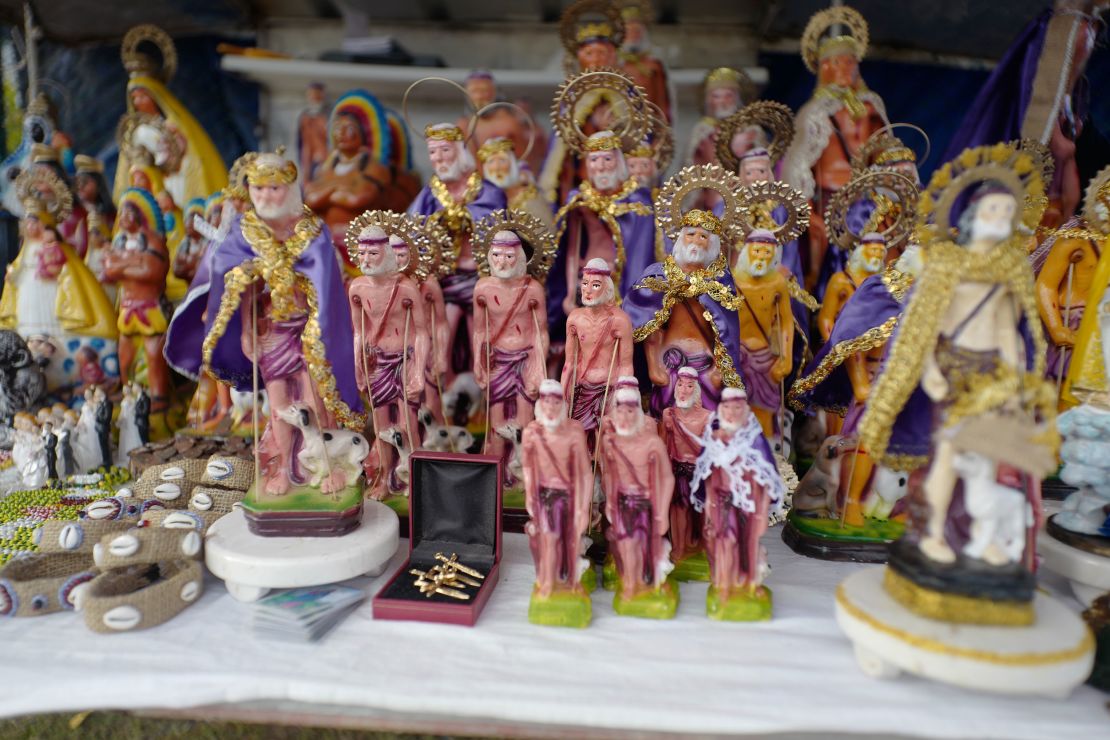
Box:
205, 502, 399, 602
1040, 531, 1110, 606
835, 567, 1095, 698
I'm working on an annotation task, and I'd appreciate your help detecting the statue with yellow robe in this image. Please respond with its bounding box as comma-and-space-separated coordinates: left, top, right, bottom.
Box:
113, 24, 226, 206
0, 168, 118, 397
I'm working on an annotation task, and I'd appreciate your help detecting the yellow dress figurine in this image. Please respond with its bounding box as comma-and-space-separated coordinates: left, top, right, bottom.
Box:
0, 168, 118, 397
113, 24, 227, 205
1061, 165, 1110, 406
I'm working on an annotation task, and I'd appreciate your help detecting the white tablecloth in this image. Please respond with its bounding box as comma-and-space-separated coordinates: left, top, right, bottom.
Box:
0, 530, 1106, 738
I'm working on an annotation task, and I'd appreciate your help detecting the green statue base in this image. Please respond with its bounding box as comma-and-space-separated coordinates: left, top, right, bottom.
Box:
528, 585, 592, 628
670, 550, 710, 582
706, 584, 773, 621
241, 479, 364, 537
613, 579, 679, 619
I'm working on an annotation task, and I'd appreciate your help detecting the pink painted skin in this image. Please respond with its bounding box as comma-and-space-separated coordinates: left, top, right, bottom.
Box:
661, 377, 712, 560
704, 396, 770, 598
348, 235, 429, 500
601, 403, 675, 601
576, 40, 618, 71
472, 239, 548, 471
626, 156, 656, 191
521, 395, 592, 598
391, 238, 450, 425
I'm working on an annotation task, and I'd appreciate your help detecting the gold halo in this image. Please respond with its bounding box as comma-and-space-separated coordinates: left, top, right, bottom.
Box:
655, 164, 744, 242
418, 215, 455, 279
473, 209, 559, 282
1008, 138, 1055, 191
551, 69, 650, 156
918, 143, 1046, 241
851, 123, 931, 176
16, 166, 73, 223
559, 0, 625, 57
715, 101, 795, 173
120, 24, 177, 82
800, 6, 869, 74
344, 210, 436, 283
474, 101, 538, 164
735, 180, 812, 244
1082, 164, 1110, 235
825, 170, 919, 251
401, 77, 478, 143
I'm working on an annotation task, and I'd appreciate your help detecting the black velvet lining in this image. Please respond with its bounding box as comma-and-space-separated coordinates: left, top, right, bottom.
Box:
411, 455, 498, 556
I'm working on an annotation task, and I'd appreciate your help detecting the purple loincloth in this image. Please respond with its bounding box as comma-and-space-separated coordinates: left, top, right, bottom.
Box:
1046, 308, 1083, 381
570, 380, 608, 432
369, 347, 413, 422
488, 347, 533, 418
650, 349, 720, 418
258, 315, 309, 382
610, 489, 654, 584
539, 486, 573, 581
738, 343, 780, 414
441, 269, 478, 308
842, 398, 865, 437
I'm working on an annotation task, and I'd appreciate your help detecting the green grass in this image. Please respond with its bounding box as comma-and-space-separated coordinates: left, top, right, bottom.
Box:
243, 482, 363, 514
787, 508, 905, 543
0, 711, 457, 739
706, 585, 773, 621
528, 586, 592, 628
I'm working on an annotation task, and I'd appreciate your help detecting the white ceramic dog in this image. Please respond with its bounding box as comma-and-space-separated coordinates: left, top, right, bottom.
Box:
277, 404, 369, 492
954, 450, 1030, 566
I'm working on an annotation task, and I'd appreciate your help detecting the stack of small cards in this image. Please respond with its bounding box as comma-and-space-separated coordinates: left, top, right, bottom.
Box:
251, 586, 365, 641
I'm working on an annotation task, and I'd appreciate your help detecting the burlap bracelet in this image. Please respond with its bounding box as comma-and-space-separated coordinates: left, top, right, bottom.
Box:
0, 553, 98, 617
83, 496, 167, 522
81, 560, 203, 633
92, 527, 203, 570
35, 519, 134, 554
189, 486, 245, 516
201, 455, 254, 491
141, 508, 223, 533
129, 459, 209, 508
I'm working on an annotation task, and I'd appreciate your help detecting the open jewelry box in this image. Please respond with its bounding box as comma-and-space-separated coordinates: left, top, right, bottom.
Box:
372, 451, 502, 626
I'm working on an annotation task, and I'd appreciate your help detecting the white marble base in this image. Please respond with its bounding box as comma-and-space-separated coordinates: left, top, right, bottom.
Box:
835, 567, 1095, 698
204, 503, 399, 602
1039, 530, 1110, 606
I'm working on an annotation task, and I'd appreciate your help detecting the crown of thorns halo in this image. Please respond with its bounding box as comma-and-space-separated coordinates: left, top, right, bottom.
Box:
734, 180, 812, 244
473, 209, 559, 282
917, 143, 1045, 242
825, 170, 918, 251
559, 0, 625, 56
1082, 163, 1110, 235
800, 5, 869, 74
715, 101, 795, 173
655, 164, 744, 242
344, 210, 436, 283
551, 69, 650, 156
850, 123, 931, 176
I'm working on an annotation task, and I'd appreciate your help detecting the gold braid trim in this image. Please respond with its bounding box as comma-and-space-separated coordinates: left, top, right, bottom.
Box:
858, 236, 1048, 465
554, 177, 651, 291
201, 210, 365, 431
295, 275, 367, 431
787, 315, 898, 413
427, 172, 482, 272
630, 255, 746, 392
508, 183, 541, 213
788, 277, 820, 311
815, 84, 872, 120
881, 266, 914, 302
1052, 227, 1102, 244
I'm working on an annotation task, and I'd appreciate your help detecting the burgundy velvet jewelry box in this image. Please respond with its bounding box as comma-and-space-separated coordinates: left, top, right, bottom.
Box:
372, 451, 502, 626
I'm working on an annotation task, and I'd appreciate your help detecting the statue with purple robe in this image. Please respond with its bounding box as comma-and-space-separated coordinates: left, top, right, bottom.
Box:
407, 121, 507, 379
195, 152, 366, 536
942, 1, 1104, 228
859, 145, 1057, 624
627, 165, 748, 418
